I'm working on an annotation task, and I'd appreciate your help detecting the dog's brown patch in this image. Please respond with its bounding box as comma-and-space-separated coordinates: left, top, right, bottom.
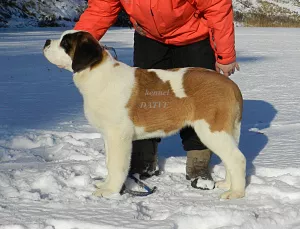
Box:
113, 62, 120, 67
183, 69, 243, 133
60, 31, 104, 73
60, 33, 78, 59
126, 69, 187, 133
90, 50, 108, 71
126, 68, 242, 134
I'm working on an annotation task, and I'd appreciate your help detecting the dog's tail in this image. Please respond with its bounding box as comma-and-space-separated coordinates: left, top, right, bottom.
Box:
232, 82, 243, 146
233, 117, 241, 146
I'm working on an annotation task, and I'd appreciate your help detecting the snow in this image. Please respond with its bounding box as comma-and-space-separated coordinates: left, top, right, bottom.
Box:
191, 177, 215, 190
265, 0, 300, 14
0, 27, 300, 228
232, 0, 300, 15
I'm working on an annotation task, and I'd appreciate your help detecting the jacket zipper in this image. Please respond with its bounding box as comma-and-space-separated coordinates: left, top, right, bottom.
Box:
210, 28, 217, 51
150, 8, 162, 37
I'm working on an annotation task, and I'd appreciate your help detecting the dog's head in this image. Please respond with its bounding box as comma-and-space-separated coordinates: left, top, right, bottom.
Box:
43, 30, 103, 73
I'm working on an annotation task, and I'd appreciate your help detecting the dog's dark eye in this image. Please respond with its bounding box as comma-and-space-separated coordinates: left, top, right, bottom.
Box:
60, 39, 70, 49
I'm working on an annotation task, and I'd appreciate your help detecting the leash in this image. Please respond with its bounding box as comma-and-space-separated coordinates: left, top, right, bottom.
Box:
121, 174, 157, 197
103, 45, 118, 60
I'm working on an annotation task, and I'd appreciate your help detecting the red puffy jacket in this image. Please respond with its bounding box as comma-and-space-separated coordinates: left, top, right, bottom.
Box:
74, 0, 236, 64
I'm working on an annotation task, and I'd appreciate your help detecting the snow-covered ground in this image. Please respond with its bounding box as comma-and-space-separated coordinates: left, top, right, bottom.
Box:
233, 0, 300, 14
0, 27, 300, 229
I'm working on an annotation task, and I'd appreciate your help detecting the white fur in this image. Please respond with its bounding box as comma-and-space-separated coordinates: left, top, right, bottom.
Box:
43, 38, 73, 72
233, 121, 241, 145
43, 30, 88, 72
214, 120, 242, 192
149, 69, 188, 98
74, 61, 136, 196
193, 120, 246, 199
43, 31, 246, 199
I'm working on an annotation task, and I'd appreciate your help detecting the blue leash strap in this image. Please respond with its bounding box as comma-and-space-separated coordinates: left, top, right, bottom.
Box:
122, 174, 157, 197
103, 45, 118, 60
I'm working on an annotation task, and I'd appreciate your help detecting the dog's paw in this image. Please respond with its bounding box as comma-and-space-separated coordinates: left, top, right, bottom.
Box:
94, 181, 107, 189
215, 180, 231, 190
93, 188, 117, 197
220, 190, 245, 199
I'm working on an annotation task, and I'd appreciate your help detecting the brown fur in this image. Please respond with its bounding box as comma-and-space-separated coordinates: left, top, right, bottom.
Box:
183, 69, 243, 133
90, 50, 108, 70
62, 31, 104, 73
126, 68, 242, 134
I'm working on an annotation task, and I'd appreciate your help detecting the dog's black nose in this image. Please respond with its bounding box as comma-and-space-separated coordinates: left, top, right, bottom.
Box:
44, 39, 51, 48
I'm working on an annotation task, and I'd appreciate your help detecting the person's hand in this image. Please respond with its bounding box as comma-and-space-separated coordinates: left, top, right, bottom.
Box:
215, 61, 240, 77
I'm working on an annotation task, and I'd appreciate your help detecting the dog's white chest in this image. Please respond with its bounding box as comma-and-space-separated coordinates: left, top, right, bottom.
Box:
74, 66, 136, 132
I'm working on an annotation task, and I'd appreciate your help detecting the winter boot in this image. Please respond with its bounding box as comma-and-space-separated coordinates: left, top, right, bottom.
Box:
129, 139, 160, 180
186, 149, 215, 190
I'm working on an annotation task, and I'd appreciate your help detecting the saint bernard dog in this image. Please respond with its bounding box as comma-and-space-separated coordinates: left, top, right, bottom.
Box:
43, 30, 246, 199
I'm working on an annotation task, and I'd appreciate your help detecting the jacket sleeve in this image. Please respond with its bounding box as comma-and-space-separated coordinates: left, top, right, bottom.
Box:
191, 0, 236, 64
74, 0, 122, 40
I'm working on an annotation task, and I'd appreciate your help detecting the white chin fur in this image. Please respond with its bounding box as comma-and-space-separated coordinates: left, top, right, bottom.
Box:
44, 40, 73, 72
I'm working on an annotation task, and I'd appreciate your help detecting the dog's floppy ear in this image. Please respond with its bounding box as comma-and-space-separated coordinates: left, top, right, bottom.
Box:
72, 33, 103, 73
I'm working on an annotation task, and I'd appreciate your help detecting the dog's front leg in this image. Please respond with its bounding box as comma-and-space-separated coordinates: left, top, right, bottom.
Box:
93, 130, 132, 197
95, 138, 109, 189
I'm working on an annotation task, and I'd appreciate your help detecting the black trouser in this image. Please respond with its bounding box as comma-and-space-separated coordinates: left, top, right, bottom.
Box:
131, 32, 216, 170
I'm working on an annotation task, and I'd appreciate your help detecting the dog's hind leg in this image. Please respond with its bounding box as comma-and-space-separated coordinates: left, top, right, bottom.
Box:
216, 120, 242, 190
216, 164, 231, 190
193, 120, 246, 199
93, 129, 133, 197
